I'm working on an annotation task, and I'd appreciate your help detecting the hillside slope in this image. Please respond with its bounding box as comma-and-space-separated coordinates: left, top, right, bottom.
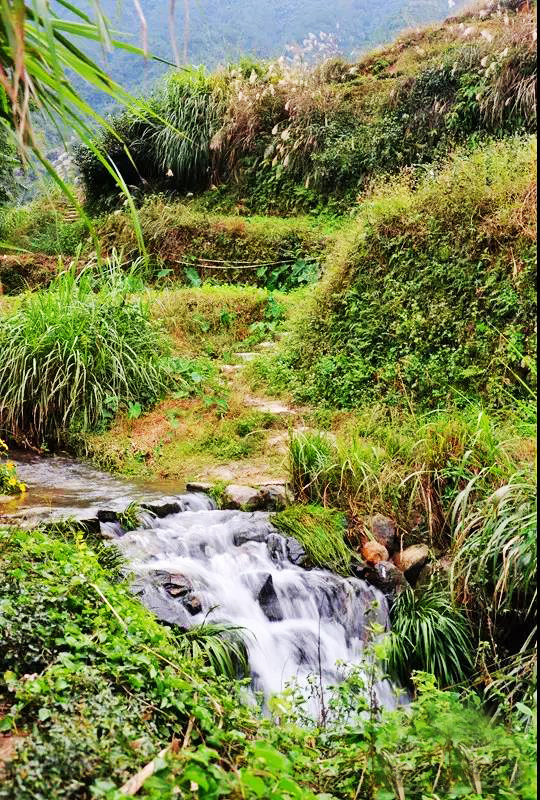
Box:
74, 2, 536, 214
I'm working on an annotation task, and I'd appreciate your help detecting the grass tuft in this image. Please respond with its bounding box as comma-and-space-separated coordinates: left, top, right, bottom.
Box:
272, 504, 352, 575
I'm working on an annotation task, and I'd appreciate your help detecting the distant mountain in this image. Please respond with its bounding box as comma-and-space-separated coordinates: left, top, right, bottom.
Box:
69, 0, 469, 111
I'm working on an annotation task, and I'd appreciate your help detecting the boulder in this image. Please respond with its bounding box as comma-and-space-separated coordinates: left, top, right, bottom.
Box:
186, 482, 214, 493
257, 575, 284, 621
286, 537, 308, 567
141, 498, 181, 518
259, 484, 293, 511
361, 540, 389, 565
183, 594, 202, 615
163, 574, 192, 598
97, 509, 118, 523
358, 560, 406, 597
223, 484, 262, 511
266, 532, 287, 562
366, 514, 398, 553
393, 544, 429, 585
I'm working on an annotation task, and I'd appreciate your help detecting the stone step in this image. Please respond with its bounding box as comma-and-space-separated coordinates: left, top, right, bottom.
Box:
220, 364, 245, 374
233, 352, 259, 362
255, 341, 277, 351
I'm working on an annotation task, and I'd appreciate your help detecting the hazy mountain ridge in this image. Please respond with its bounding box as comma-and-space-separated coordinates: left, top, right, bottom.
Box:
79, 0, 469, 108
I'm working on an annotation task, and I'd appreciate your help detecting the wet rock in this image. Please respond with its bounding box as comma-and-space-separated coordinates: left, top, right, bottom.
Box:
164, 574, 192, 598
97, 509, 118, 523
393, 544, 429, 585
286, 537, 308, 567
183, 594, 202, 615
361, 541, 389, 565
223, 484, 262, 511
266, 532, 287, 562
233, 528, 269, 546
257, 575, 284, 621
186, 482, 214, 493
366, 514, 398, 554
76, 518, 101, 535
141, 498, 181, 518
359, 560, 406, 597
415, 561, 434, 590
260, 484, 293, 511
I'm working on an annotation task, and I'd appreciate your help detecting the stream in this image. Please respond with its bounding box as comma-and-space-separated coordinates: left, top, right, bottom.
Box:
3, 453, 396, 717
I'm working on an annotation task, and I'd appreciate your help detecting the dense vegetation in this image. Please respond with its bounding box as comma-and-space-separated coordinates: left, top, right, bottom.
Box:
0, 525, 536, 799
275, 136, 536, 407
0, 1, 536, 797
73, 6, 536, 213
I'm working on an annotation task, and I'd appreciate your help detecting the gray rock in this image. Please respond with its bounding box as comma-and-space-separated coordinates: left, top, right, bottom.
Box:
141, 498, 181, 518
286, 537, 308, 567
164, 574, 192, 598
266, 532, 287, 562
223, 484, 262, 510
366, 514, 398, 554
183, 594, 202, 615
233, 528, 269, 546
359, 560, 406, 597
97, 509, 118, 523
257, 575, 284, 621
260, 484, 293, 511
393, 544, 430, 586
186, 482, 214, 493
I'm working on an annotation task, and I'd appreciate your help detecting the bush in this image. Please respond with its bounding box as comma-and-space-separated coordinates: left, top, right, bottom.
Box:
0, 265, 180, 446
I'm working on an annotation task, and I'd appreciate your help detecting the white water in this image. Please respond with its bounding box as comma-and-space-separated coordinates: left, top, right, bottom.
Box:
109, 495, 396, 717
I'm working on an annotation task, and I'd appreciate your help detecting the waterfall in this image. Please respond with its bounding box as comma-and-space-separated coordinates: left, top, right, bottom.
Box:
108, 493, 396, 718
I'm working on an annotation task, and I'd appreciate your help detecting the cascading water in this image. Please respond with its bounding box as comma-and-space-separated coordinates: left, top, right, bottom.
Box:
105, 493, 396, 717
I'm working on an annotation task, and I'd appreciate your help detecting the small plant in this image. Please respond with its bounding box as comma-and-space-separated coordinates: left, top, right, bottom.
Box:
117, 502, 141, 532
170, 622, 249, 680
0, 438, 25, 494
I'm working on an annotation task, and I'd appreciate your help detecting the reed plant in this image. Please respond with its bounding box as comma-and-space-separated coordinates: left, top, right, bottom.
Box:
451, 475, 537, 619
0, 264, 173, 446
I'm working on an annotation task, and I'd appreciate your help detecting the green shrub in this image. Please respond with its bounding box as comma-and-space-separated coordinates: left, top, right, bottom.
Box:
0, 266, 180, 446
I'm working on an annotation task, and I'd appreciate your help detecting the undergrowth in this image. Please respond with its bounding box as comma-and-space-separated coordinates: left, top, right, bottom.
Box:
0, 526, 536, 799
283, 135, 536, 408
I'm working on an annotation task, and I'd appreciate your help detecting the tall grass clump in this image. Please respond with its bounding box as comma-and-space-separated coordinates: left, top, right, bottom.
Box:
271, 504, 351, 575
451, 475, 537, 621
0, 266, 173, 446
388, 581, 474, 688
170, 622, 249, 680
152, 68, 227, 187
